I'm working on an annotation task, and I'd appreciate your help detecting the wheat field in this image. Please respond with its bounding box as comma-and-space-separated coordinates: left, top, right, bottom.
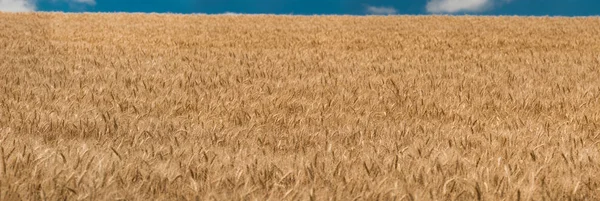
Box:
1, 13, 600, 200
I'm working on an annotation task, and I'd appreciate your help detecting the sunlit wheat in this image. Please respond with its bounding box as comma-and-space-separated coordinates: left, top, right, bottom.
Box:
0, 13, 599, 200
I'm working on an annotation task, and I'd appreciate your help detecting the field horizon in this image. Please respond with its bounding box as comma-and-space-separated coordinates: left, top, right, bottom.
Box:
1, 13, 600, 200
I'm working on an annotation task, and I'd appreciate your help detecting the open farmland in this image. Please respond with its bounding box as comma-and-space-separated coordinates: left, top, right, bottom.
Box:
1, 13, 600, 200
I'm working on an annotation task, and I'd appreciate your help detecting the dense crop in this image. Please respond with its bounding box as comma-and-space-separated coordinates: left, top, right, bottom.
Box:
1, 13, 600, 200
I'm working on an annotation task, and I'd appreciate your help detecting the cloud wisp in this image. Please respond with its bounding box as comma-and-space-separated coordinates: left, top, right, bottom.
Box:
70, 0, 96, 6
365, 5, 397, 15
426, 0, 513, 13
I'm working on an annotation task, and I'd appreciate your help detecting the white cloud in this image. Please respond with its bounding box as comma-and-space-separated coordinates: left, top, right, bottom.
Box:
0, 0, 96, 12
426, 0, 494, 13
365, 5, 397, 15
0, 0, 35, 12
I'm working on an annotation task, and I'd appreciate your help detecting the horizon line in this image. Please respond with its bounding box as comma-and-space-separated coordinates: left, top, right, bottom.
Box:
2, 11, 600, 18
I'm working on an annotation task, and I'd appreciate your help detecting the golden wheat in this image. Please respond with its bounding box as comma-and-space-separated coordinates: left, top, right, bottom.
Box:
1, 13, 600, 200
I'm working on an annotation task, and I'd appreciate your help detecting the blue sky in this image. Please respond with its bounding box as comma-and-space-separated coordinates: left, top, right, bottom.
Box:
1, 0, 599, 16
